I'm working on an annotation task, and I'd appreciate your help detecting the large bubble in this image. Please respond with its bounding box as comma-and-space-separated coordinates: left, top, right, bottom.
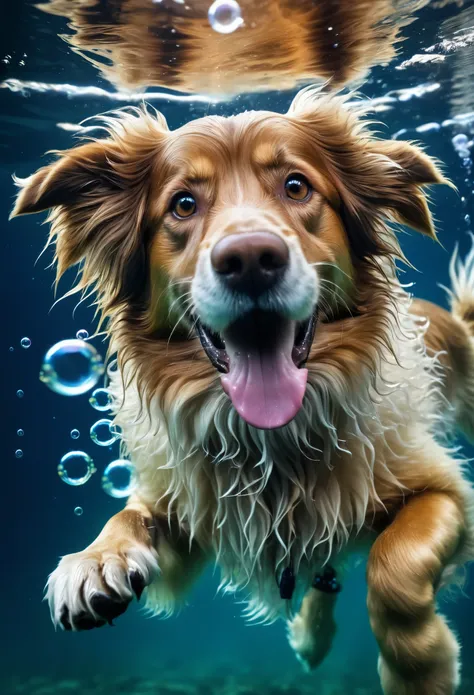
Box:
101, 460, 136, 499
208, 0, 243, 34
40, 339, 104, 396
57, 451, 96, 486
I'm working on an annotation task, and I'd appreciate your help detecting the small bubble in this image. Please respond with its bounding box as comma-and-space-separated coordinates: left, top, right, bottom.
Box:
15, 449, 23, 459
328, 26, 333, 30
17, 389, 24, 398
90, 418, 120, 447
102, 460, 136, 499
40, 339, 104, 396
333, 43, 339, 48
74, 506, 83, 516
9, 347, 14, 352
208, 0, 243, 34
452, 133, 469, 149
57, 451, 96, 486
70, 429, 80, 440
465, 214, 471, 225
19, 60, 25, 66
89, 387, 114, 412
17, 429, 24, 437
21, 337, 31, 349
76, 329, 89, 340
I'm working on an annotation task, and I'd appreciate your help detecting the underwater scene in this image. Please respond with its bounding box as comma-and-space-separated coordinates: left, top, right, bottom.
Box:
3, 1, 474, 693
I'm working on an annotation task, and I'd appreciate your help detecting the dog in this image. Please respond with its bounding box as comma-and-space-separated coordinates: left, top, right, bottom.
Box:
11, 88, 474, 695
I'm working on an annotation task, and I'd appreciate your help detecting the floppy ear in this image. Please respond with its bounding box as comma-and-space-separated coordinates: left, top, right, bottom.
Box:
366, 139, 451, 240
10, 110, 167, 308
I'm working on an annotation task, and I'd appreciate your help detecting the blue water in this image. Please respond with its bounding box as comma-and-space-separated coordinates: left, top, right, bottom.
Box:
2, 1, 474, 693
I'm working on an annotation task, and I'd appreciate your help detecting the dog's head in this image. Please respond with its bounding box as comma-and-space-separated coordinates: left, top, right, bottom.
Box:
11, 89, 447, 431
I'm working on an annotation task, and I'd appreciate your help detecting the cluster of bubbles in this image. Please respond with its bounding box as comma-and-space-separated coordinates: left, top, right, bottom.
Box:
452, 133, 473, 173
208, 0, 243, 34
90, 418, 121, 447
57, 450, 136, 499
21, 337, 31, 349
40, 339, 104, 396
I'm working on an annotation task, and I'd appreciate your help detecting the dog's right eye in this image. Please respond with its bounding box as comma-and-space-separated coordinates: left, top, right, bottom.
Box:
170, 193, 197, 219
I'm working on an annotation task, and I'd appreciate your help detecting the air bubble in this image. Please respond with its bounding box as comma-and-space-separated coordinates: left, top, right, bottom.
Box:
452, 133, 469, 150
15, 449, 23, 459
17, 429, 24, 437
74, 506, 83, 516
21, 337, 31, 349
208, 0, 243, 34
89, 388, 114, 412
17, 389, 24, 398
101, 460, 136, 499
70, 429, 80, 440
57, 451, 96, 486
90, 418, 120, 447
40, 339, 104, 396
76, 329, 89, 341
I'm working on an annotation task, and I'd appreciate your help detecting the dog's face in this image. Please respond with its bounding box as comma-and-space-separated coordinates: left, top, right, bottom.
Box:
11, 91, 447, 431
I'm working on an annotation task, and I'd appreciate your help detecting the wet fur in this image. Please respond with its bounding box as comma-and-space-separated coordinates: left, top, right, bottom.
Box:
11, 88, 474, 693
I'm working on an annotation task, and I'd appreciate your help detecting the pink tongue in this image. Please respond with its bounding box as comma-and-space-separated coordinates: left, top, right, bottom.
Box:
221, 322, 307, 430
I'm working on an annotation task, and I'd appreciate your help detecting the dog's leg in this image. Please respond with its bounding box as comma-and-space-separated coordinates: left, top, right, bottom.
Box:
367, 491, 464, 695
288, 567, 341, 670
47, 498, 206, 631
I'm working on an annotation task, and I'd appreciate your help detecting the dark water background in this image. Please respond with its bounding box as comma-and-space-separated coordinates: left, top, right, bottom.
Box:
2, 1, 474, 693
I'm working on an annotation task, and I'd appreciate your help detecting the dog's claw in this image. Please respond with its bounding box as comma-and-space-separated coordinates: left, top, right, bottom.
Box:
89, 591, 130, 622
129, 569, 146, 600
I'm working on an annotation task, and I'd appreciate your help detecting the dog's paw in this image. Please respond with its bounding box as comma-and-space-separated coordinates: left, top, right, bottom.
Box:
46, 542, 159, 631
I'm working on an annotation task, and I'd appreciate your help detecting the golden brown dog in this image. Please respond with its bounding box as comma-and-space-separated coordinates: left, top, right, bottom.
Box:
11, 88, 474, 695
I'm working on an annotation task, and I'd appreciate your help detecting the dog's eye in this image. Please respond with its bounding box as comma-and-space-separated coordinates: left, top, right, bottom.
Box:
171, 193, 197, 219
284, 175, 311, 201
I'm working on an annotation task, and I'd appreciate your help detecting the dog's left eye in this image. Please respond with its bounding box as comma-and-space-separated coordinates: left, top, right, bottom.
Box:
170, 193, 197, 219
284, 175, 312, 201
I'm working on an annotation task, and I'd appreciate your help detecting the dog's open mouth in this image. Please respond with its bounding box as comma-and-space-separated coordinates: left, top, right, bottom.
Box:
196, 309, 318, 429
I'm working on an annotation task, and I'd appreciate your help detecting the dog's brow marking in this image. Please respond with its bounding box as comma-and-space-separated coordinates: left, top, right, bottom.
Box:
253, 142, 285, 169
186, 156, 215, 183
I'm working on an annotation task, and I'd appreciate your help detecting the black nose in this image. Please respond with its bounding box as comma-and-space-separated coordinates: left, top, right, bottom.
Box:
210, 232, 289, 296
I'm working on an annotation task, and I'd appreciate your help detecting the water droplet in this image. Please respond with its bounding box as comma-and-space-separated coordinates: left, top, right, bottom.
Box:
101, 460, 136, 499
17, 389, 24, 398
21, 337, 31, 349
15, 449, 23, 459
90, 418, 120, 447
17, 429, 24, 437
40, 339, 104, 396
74, 506, 83, 516
70, 429, 80, 440
89, 387, 114, 412
76, 329, 89, 341
57, 451, 96, 486
208, 0, 243, 34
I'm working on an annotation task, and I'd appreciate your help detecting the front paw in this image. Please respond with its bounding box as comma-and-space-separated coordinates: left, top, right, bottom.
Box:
46, 542, 158, 631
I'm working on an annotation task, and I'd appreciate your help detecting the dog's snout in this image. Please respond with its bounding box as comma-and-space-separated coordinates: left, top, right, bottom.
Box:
211, 232, 289, 296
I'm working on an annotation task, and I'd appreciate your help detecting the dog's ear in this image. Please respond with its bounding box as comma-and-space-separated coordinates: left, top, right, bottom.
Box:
10, 111, 167, 306
365, 139, 451, 240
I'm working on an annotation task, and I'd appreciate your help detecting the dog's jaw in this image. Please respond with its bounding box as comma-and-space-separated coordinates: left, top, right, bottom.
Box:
191, 238, 319, 429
